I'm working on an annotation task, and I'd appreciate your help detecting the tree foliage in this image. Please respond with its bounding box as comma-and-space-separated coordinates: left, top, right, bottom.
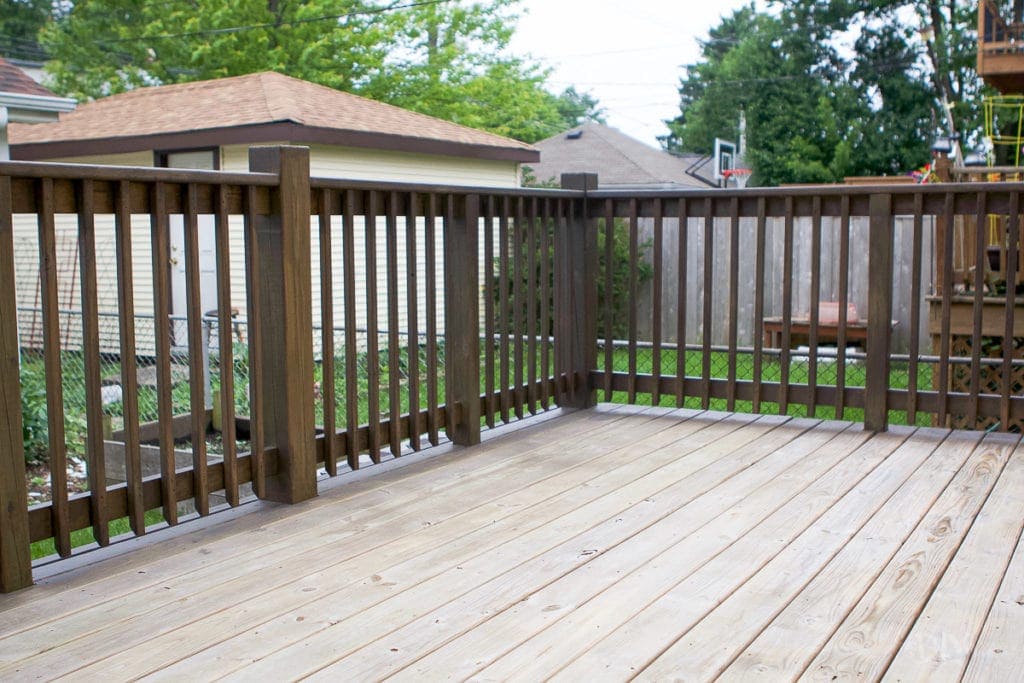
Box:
664, 0, 996, 186
33, 0, 599, 143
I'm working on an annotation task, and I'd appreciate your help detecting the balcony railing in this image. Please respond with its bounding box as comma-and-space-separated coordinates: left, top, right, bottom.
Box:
2, 148, 1024, 591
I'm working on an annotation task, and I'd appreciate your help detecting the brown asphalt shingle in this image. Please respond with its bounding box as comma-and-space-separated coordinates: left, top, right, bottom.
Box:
0, 57, 57, 98
10, 71, 535, 154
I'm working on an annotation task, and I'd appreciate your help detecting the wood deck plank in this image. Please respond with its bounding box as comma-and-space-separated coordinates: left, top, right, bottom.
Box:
553, 428, 969, 681
6, 409, 729, 678
645, 429, 996, 681
962, 465, 1024, 682
317, 419, 853, 682
722, 433, 995, 681
885, 436, 1024, 681
68, 410, 734, 681
2, 407, 636, 620
0, 409, 643, 650
398, 423, 884, 681
799, 430, 1013, 681
210, 416, 804, 681
0, 408, 1020, 682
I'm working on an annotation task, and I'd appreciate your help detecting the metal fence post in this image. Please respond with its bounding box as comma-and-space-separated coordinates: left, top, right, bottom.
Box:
557, 173, 599, 409
248, 146, 317, 504
0, 174, 32, 591
444, 193, 482, 446
865, 193, 894, 432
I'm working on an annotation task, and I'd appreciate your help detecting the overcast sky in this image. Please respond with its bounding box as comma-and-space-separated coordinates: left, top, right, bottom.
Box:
509, 0, 759, 149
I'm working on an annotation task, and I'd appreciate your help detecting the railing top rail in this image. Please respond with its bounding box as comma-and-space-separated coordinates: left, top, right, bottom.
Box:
586, 180, 1024, 201
0, 160, 279, 186
309, 175, 582, 198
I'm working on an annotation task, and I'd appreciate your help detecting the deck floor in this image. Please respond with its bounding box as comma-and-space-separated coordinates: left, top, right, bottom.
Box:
2, 405, 1024, 681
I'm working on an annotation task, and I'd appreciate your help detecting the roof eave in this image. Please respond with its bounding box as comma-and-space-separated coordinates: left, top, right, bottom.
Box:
11, 121, 540, 163
0, 92, 76, 118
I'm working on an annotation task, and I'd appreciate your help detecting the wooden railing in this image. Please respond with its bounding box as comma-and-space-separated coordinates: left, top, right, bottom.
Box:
3, 150, 1024, 591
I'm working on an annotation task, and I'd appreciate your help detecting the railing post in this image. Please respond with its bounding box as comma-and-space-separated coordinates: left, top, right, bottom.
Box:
248, 146, 317, 504
444, 193, 481, 445
557, 173, 599, 409
865, 193, 894, 432
0, 174, 32, 591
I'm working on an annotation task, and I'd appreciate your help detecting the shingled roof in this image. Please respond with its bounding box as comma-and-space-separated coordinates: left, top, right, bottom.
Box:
0, 57, 56, 98
10, 71, 538, 162
530, 122, 714, 189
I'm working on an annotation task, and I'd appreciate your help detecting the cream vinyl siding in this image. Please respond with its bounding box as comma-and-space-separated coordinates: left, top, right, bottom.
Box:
221, 143, 521, 187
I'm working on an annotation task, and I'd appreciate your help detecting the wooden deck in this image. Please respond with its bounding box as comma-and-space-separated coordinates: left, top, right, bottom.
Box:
1, 404, 1023, 681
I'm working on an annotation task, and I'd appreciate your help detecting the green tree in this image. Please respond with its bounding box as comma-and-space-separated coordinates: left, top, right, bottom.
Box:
665, 1, 995, 186
0, 0, 61, 61
37, 0, 597, 143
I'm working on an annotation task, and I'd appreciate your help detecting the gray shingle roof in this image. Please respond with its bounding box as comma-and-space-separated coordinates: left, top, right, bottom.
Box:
530, 122, 715, 189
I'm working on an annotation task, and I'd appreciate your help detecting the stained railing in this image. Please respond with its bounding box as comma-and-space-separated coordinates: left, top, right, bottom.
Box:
3, 149, 1024, 591
586, 183, 1024, 435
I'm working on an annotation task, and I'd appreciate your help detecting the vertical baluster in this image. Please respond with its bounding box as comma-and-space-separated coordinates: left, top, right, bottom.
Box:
483, 196, 496, 427
183, 184, 209, 515
727, 196, 739, 411
151, 183, 177, 520
318, 188, 337, 476
365, 190, 381, 464
907, 193, 924, 425
342, 189, 359, 469
214, 184, 238, 502
937, 192, 955, 429
676, 198, 689, 408
627, 198, 639, 404
807, 196, 822, 417
603, 199, 614, 402
406, 192, 422, 450
540, 198, 551, 408
77, 179, 109, 543
752, 198, 767, 414
835, 195, 851, 419
701, 197, 714, 410
425, 194, 440, 446
387, 191, 402, 457
526, 196, 538, 414
114, 180, 145, 532
514, 196, 526, 418
780, 196, 795, 415
243, 185, 265, 497
0, 173, 32, 588
1002, 191, 1020, 430
37, 178, 73, 552
969, 191, 989, 427
498, 196, 511, 422
651, 199, 663, 407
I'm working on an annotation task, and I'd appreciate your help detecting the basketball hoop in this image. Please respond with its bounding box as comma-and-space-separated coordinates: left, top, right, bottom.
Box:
722, 168, 752, 188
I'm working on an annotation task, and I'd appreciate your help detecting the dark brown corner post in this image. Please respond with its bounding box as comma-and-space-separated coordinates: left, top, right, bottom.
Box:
0, 175, 32, 592
248, 146, 317, 503
444, 194, 482, 446
558, 173, 599, 409
865, 193, 894, 432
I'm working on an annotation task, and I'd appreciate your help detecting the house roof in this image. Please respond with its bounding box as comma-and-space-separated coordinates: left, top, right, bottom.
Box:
0, 57, 55, 98
530, 122, 715, 189
10, 71, 538, 163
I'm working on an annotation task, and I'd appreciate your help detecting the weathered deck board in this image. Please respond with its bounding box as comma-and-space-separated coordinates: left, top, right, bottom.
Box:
0, 406, 1022, 682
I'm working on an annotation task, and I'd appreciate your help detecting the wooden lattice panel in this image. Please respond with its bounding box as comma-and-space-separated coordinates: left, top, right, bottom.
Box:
947, 334, 1024, 431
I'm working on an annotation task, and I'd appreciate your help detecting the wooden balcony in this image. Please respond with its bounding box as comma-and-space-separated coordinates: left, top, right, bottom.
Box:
979, 0, 1024, 93
5, 152, 1024, 678
1, 404, 1021, 680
